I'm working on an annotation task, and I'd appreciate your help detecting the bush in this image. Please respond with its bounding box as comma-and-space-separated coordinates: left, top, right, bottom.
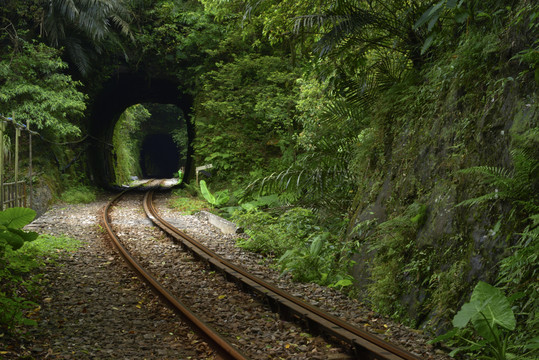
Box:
1, 213, 81, 335
60, 185, 96, 204
168, 188, 210, 214
233, 207, 353, 286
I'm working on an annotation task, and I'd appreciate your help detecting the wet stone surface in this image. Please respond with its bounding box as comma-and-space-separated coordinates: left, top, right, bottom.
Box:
0, 191, 453, 359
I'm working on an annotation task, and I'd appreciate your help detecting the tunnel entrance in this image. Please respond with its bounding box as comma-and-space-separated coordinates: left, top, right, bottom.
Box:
140, 134, 179, 178
87, 72, 194, 188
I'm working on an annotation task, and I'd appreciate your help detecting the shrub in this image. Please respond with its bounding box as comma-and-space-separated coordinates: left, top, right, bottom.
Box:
60, 185, 96, 204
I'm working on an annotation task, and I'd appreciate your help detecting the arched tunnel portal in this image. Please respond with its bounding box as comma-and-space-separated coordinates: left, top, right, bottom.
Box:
87, 71, 194, 188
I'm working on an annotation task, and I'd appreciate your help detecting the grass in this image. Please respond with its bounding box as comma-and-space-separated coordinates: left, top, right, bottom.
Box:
168, 189, 210, 214
1, 234, 82, 335
60, 185, 97, 204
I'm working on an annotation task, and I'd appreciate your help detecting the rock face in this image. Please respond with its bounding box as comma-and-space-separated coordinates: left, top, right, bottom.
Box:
348, 61, 538, 329
27, 179, 54, 218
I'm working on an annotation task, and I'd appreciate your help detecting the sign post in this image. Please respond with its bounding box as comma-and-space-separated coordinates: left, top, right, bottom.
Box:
196, 164, 213, 184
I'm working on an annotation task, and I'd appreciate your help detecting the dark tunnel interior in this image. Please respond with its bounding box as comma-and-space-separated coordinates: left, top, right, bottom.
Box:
140, 134, 180, 178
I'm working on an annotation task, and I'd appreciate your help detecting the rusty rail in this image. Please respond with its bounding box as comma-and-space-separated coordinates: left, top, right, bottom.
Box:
144, 190, 421, 360
102, 190, 248, 360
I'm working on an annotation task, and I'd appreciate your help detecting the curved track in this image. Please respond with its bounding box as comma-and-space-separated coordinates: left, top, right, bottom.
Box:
103, 191, 248, 360
143, 190, 421, 360
103, 189, 422, 360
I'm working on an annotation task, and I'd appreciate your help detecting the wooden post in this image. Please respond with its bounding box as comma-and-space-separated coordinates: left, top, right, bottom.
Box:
0, 120, 5, 211
15, 124, 20, 207
27, 121, 32, 209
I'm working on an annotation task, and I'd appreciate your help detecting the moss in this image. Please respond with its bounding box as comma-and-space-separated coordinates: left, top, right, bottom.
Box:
347, 20, 538, 331
364, 203, 429, 323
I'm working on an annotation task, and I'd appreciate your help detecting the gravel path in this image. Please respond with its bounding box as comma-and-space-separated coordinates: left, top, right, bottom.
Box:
0, 191, 453, 359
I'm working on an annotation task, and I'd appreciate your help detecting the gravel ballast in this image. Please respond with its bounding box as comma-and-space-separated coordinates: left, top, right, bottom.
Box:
0, 191, 453, 359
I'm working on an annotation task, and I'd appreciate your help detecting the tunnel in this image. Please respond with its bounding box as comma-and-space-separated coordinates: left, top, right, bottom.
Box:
140, 134, 180, 178
87, 70, 194, 188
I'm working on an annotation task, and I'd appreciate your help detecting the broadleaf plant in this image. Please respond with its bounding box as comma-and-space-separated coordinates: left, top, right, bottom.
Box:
452, 281, 516, 341
431, 281, 537, 359
0, 207, 39, 251
199, 180, 229, 207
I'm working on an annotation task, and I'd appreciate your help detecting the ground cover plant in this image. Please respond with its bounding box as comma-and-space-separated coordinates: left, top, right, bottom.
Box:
168, 187, 211, 215
0, 207, 81, 336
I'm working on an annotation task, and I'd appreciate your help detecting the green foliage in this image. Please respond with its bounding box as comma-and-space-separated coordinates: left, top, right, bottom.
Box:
0, 206, 80, 334
171, 127, 189, 162
238, 194, 281, 211
169, 188, 209, 215
1, 233, 81, 335
177, 169, 184, 184
234, 207, 353, 285
364, 203, 430, 319
39, 0, 133, 75
432, 281, 537, 359
278, 232, 329, 283
496, 213, 539, 351
194, 53, 301, 184
199, 180, 229, 207
250, 74, 365, 216
233, 207, 317, 256
112, 104, 151, 185
414, 0, 515, 55
451, 119, 538, 349
0, 39, 85, 136
278, 231, 354, 286
60, 185, 97, 204
457, 148, 539, 216
137, 0, 223, 88
453, 282, 515, 340
0, 208, 38, 252
294, 0, 424, 68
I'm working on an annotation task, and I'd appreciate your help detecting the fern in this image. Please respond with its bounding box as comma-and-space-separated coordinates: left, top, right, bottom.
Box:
457, 149, 539, 216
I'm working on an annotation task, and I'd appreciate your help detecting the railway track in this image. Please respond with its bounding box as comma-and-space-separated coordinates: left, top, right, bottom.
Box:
102, 189, 422, 360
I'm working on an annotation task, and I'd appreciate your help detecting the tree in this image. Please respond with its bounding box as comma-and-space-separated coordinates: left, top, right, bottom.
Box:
39, 0, 132, 75
0, 39, 86, 136
194, 53, 301, 184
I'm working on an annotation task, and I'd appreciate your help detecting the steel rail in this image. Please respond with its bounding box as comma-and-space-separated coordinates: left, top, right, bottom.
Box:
103, 191, 248, 360
144, 190, 422, 360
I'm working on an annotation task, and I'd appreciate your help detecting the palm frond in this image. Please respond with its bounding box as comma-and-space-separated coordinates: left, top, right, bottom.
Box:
320, 98, 366, 130
41, 0, 132, 74
64, 37, 91, 76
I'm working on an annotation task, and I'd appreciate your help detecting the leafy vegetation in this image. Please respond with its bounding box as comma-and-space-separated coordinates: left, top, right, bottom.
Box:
112, 104, 151, 185
0, 207, 81, 335
194, 54, 301, 185
60, 185, 97, 204
1, 233, 82, 335
168, 188, 209, 214
431, 281, 538, 359
232, 207, 353, 286
169, 0, 538, 340
0, 39, 85, 137
199, 180, 230, 207
0, 0, 537, 351
0, 208, 38, 253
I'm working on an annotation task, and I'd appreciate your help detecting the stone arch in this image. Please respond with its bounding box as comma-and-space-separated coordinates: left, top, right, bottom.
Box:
87, 71, 194, 187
